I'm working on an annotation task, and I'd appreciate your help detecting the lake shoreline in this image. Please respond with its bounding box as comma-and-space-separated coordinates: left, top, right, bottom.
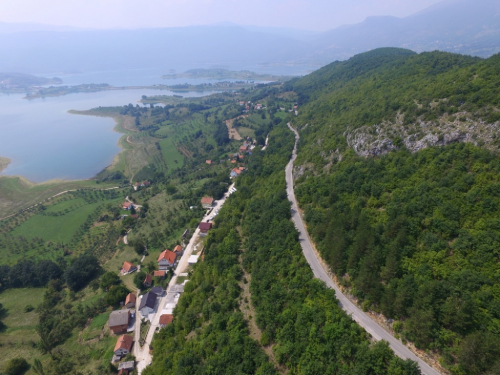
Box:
0, 157, 11, 174
68, 109, 133, 178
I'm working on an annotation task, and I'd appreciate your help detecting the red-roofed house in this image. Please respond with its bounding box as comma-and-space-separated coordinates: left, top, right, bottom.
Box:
239, 145, 249, 153
122, 202, 133, 210
206, 160, 212, 165
230, 168, 242, 178
201, 197, 214, 208
173, 245, 183, 255
159, 314, 174, 327
154, 270, 166, 279
125, 293, 136, 308
114, 335, 133, 357
157, 249, 177, 270
199, 222, 213, 236
143, 273, 153, 288
122, 261, 137, 275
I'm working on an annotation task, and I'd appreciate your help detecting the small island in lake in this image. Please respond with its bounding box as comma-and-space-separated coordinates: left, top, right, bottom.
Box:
161, 68, 293, 82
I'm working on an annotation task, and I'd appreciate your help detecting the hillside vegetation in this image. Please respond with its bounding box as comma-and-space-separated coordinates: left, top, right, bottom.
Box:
289, 48, 500, 374
146, 123, 420, 375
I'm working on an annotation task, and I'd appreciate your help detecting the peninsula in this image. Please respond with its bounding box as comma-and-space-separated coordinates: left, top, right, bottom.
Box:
0, 157, 11, 173
161, 68, 293, 81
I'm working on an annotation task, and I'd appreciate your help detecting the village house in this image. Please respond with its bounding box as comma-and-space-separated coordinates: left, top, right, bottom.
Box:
206, 160, 212, 165
173, 244, 183, 256
122, 202, 133, 210
143, 273, 153, 288
113, 335, 133, 359
159, 314, 174, 328
139, 291, 158, 318
201, 196, 214, 209
230, 168, 242, 178
151, 286, 163, 297
239, 145, 249, 153
199, 222, 213, 236
122, 261, 137, 275
108, 310, 131, 334
125, 293, 136, 308
157, 249, 177, 270
117, 361, 135, 375
154, 270, 166, 280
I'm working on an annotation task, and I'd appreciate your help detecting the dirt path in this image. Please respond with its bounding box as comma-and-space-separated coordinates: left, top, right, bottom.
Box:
238, 256, 288, 374
225, 115, 249, 141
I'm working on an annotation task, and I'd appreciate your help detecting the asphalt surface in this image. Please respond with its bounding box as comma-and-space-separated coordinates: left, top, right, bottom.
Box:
285, 124, 440, 375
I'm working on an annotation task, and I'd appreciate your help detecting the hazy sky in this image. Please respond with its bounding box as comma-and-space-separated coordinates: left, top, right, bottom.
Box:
0, 0, 445, 31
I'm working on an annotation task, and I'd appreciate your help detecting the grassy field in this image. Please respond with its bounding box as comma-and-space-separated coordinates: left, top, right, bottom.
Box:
0, 177, 114, 218
11, 201, 102, 243
0, 156, 10, 173
159, 137, 185, 171
0, 288, 45, 370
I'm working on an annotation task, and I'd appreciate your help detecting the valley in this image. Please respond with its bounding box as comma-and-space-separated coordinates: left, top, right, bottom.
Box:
2, 46, 500, 375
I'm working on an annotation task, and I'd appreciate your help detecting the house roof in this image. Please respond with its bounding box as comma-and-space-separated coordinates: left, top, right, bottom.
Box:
144, 273, 153, 284
201, 197, 214, 205
173, 245, 183, 253
139, 291, 157, 310
151, 286, 163, 295
122, 262, 136, 272
157, 249, 177, 264
154, 270, 166, 277
125, 293, 136, 305
159, 314, 174, 326
118, 361, 135, 371
206, 160, 212, 164
123, 202, 133, 208
114, 335, 133, 353
109, 310, 130, 327
199, 222, 212, 231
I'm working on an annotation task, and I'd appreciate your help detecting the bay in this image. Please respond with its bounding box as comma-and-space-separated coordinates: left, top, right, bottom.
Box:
0, 88, 211, 182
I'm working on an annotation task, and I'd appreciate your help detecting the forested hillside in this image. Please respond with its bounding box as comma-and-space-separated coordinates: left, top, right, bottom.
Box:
289, 49, 500, 374
146, 123, 420, 375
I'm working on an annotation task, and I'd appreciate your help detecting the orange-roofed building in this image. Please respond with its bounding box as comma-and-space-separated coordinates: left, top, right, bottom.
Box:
122, 202, 133, 210
201, 197, 214, 208
122, 261, 137, 274
114, 335, 133, 357
125, 293, 136, 308
159, 314, 174, 327
154, 270, 166, 279
173, 245, 183, 255
143, 273, 153, 288
157, 249, 177, 270
206, 160, 212, 165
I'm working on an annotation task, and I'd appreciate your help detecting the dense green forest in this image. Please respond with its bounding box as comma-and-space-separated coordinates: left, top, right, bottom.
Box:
287, 49, 500, 374
146, 123, 420, 375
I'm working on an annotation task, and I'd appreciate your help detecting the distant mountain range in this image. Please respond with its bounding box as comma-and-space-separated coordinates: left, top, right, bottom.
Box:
0, 0, 498, 74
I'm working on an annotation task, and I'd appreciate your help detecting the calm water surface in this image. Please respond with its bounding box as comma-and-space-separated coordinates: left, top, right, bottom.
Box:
0, 89, 211, 182
0, 64, 319, 182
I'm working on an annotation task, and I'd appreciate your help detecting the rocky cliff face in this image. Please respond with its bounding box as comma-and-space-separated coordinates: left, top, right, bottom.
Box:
346, 111, 500, 157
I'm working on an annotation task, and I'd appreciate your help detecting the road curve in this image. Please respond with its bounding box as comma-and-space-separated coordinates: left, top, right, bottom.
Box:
285, 123, 440, 375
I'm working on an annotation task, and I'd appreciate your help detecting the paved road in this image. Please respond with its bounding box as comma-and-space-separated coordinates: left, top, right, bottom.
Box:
134, 184, 235, 374
285, 123, 440, 375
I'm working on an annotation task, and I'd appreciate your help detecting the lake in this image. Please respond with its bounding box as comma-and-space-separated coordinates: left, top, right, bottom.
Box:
0, 88, 213, 182
0, 63, 318, 182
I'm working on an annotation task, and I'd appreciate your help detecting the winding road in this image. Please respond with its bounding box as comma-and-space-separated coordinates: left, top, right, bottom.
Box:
285, 123, 440, 375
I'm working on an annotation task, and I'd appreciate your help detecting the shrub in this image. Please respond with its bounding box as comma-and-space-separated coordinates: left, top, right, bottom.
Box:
4, 357, 29, 375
